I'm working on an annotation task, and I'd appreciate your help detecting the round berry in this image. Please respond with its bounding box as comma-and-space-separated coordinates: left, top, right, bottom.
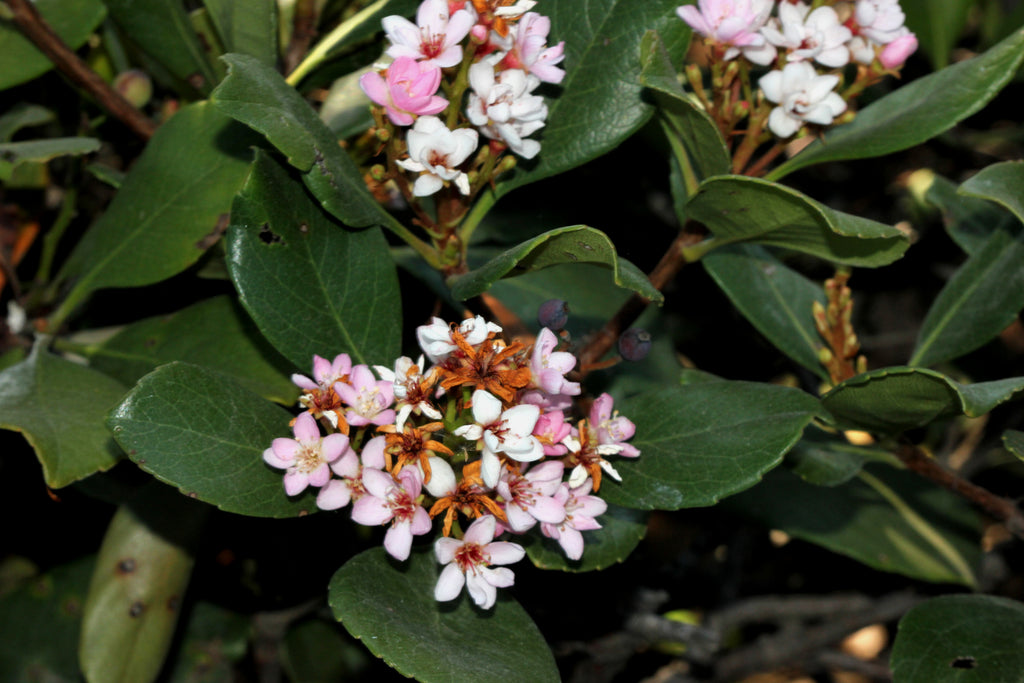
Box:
618, 328, 652, 361
537, 299, 569, 331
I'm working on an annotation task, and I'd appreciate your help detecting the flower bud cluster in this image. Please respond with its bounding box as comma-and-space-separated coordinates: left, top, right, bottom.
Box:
263, 316, 639, 609
360, 0, 564, 199
678, 0, 917, 145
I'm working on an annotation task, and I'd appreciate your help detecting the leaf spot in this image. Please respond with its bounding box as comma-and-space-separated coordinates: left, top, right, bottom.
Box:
129, 449, 137, 456
143, 337, 158, 349
167, 595, 180, 612
188, 492, 198, 498
258, 224, 284, 245
299, 222, 309, 234
950, 656, 977, 669
129, 601, 145, 618
117, 558, 136, 574
564, 251, 579, 261
578, 242, 594, 251
187, 73, 206, 90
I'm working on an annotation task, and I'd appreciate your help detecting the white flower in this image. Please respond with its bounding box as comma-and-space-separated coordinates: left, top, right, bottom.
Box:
759, 61, 847, 138
396, 116, 478, 196
434, 515, 525, 609
854, 0, 909, 45
761, 3, 851, 68
454, 389, 544, 487
494, 0, 536, 18
416, 315, 502, 364
466, 59, 547, 159
382, 0, 476, 68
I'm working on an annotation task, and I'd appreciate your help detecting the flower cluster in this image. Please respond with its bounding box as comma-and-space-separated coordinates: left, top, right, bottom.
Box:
360, 0, 564, 200
263, 316, 639, 609
678, 0, 917, 145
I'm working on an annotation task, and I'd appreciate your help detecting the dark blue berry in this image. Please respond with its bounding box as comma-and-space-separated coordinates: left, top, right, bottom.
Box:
537, 299, 569, 331
618, 328, 652, 361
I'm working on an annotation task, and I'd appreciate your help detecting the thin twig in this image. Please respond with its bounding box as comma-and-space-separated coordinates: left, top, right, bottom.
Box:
5, 0, 157, 140
577, 228, 703, 374
896, 443, 1024, 541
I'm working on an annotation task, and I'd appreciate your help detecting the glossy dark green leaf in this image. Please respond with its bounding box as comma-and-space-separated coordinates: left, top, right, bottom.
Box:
728, 466, 980, 586
90, 295, 296, 404
902, 0, 973, 69
910, 227, 1024, 367
892, 595, 1024, 681
104, 0, 219, 93
0, 345, 125, 488
703, 245, 828, 379
166, 602, 249, 683
920, 171, 1017, 255
767, 28, 1024, 180
493, 0, 690, 197
79, 487, 205, 683
600, 382, 821, 510
56, 102, 256, 322
108, 361, 318, 518
0, 557, 93, 683
281, 619, 372, 683
523, 504, 648, 572
684, 176, 909, 267
959, 160, 1024, 225
448, 225, 661, 302
0, 0, 106, 89
640, 30, 730, 193
0, 138, 100, 183
203, 0, 277, 66
1003, 430, 1024, 462
787, 431, 872, 487
329, 548, 559, 683
212, 53, 402, 232
227, 152, 401, 368
821, 367, 1024, 433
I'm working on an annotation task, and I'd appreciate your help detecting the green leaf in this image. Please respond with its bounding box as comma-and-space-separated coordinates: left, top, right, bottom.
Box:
821, 367, 1024, 433
79, 487, 205, 683
0, 345, 125, 488
902, 0, 974, 69
104, 0, 219, 94
493, 0, 691, 198
767, 28, 1024, 180
787, 431, 870, 487
918, 171, 1017, 255
203, 0, 277, 66
212, 53, 401, 232
0, 103, 55, 141
56, 102, 256, 323
0, 557, 94, 683
167, 602, 249, 683
108, 362, 318, 518
448, 225, 661, 302
0, 0, 106, 89
684, 175, 909, 267
1003, 430, 1024, 462
0, 137, 99, 165
89, 295, 296, 404
639, 30, 730, 194
892, 595, 1024, 681
329, 548, 560, 683
703, 244, 828, 379
281, 619, 372, 683
910, 227, 1024, 367
600, 382, 821, 510
523, 503, 647, 572
728, 465, 980, 586
227, 152, 402, 368
959, 160, 1024, 226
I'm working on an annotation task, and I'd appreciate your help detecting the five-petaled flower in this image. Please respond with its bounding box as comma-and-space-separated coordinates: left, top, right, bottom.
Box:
263, 412, 349, 495
352, 467, 432, 560
434, 515, 525, 609
396, 116, 479, 196
359, 56, 448, 126
383, 0, 476, 68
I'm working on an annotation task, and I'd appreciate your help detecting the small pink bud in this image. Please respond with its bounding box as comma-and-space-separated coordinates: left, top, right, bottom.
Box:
471, 24, 489, 43
879, 33, 918, 70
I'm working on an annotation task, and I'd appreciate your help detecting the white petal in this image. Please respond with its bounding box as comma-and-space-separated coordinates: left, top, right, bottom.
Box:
434, 563, 466, 601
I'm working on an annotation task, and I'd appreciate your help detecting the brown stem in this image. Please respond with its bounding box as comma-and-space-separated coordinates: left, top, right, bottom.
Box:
896, 444, 1024, 541
284, 0, 318, 76
6, 0, 157, 140
742, 141, 786, 177
577, 228, 703, 374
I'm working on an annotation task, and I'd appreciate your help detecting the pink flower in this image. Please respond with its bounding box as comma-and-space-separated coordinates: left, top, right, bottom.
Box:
263, 412, 348, 495
541, 479, 607, 560
532, 410, 572, 456
434, 515, 525, 609
292, 353, 351, 393
382, 0, 476, 68
359, 56, 448, 126
351, 466, 432, 560
590, 393, 639, 458
499, 12, 565, 83
529, 327, 580, 397
677, 0, 774, 60
335, 365, 396, 427
879, 32, 918, 69
315, 435, 387, 510
497, 461, 566, 532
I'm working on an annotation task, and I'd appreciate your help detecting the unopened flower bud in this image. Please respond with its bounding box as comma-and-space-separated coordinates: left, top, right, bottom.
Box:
818, 347, 834, 364
537, 299, 569, 331
370, 164, 387, 181
496, 155, 517, 174
375, 127, 391, 142
114, 69, 153, 108
470, 24, 489, 43
879, 33, 918, 70
618, 328, 652, 361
